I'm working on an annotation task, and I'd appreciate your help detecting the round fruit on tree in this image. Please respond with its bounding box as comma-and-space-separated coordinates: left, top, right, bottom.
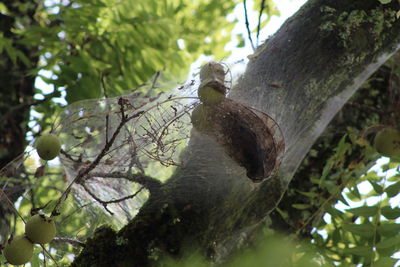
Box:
373, 127, 400, 158
35, 134, 61, 160
3, 235, 34, 265
25, 214, 56, 244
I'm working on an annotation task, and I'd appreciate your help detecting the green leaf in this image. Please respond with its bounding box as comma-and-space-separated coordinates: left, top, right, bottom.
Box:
15, 49, 32, 67
348, 186, 362, 200
376, 245, 400, 257
297, 190, 319, 198
384, 181, 400, 198
378, 223, 400, 236
373, 257, 399, 267
335, 134, 350, 156
388, 161, 399, 169
323, 180, 337, 195
381, 163, 391, 172
326, 206, 344, 220
376, 236, 400, 249
381, 206, 400, 220
320, 159, 334, 183
344, 246, 373, 257
4, 41, 17, 64
313, 233, 324, 246
368, 180, 384, 194
0, 3, 9, 14
292, 204, 312, 210
342, 223, 375, 238
377, 0, 392, 4
275, 207, 289, 220
346, 206, 379, 217
236, 34, 245, 48
388, 174, 400, 182
338, 193, 350, 206
332, 228, 341, 245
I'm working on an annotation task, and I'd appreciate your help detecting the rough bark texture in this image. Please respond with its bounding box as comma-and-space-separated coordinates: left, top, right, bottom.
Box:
270, 63, 396, 236
73, 0, 400, 266
0, 0, 39, 243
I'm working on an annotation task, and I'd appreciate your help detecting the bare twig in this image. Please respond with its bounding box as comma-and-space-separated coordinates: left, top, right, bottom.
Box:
256, 0, 266, 46
80, 183, 114, 215
100, 187, 144, 205
39, 244, 60, 267
52, 94, 194, 216
60, 149, 81, 163
87, 171, 162, 195
243, 0, 256, 51
0, 188, 26, 223
101, 73, 111, 142
80, 182, 145, 215
151, 71, 161, 90
51, 99, 136, 216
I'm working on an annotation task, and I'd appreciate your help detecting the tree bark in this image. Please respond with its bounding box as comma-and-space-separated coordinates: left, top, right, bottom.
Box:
0, 0, 39, 243
269, 62, 395, 236
72, 0, 400, 265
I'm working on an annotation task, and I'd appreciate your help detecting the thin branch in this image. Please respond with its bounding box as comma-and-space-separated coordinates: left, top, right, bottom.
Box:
103, 79, 111, 143
39, 244, 60, 267
60, 149, 81, 163
256, 0, 266, 46
243, 0, 256, 51
80, 182, 145, 215
87, 171, 162, 195
80, 182, 114, 215
0, 188, 26, 224
51, 99, 135, 216
151, 71, 161, 91
100, 187, 145, 205
51, 93, 187, 217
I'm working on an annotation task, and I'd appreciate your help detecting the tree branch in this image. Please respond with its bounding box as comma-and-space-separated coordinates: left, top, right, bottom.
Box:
243, 0, 256, 51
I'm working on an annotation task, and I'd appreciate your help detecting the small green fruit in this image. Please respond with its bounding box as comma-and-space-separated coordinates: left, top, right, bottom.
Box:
198, 86, 225, 106
25, 214, 56, 244
374, 127, 400, 158
36, 134, 61, 160
3, 235, 33, 265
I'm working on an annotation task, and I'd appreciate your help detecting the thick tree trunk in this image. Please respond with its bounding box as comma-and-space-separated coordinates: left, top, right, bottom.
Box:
73, 0, 400, 265
270, 63, 395, 236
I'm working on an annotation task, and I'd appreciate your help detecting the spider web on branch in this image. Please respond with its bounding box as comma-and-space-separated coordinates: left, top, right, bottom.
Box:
53, 73, 202, 224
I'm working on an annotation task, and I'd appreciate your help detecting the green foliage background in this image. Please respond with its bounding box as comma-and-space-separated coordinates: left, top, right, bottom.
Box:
1, 0, 400, 266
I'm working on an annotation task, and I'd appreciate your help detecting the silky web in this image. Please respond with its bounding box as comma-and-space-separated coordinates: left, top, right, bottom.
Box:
49, 61, 286, 225
0, 61, 289, 263
52, 73, 203, 224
